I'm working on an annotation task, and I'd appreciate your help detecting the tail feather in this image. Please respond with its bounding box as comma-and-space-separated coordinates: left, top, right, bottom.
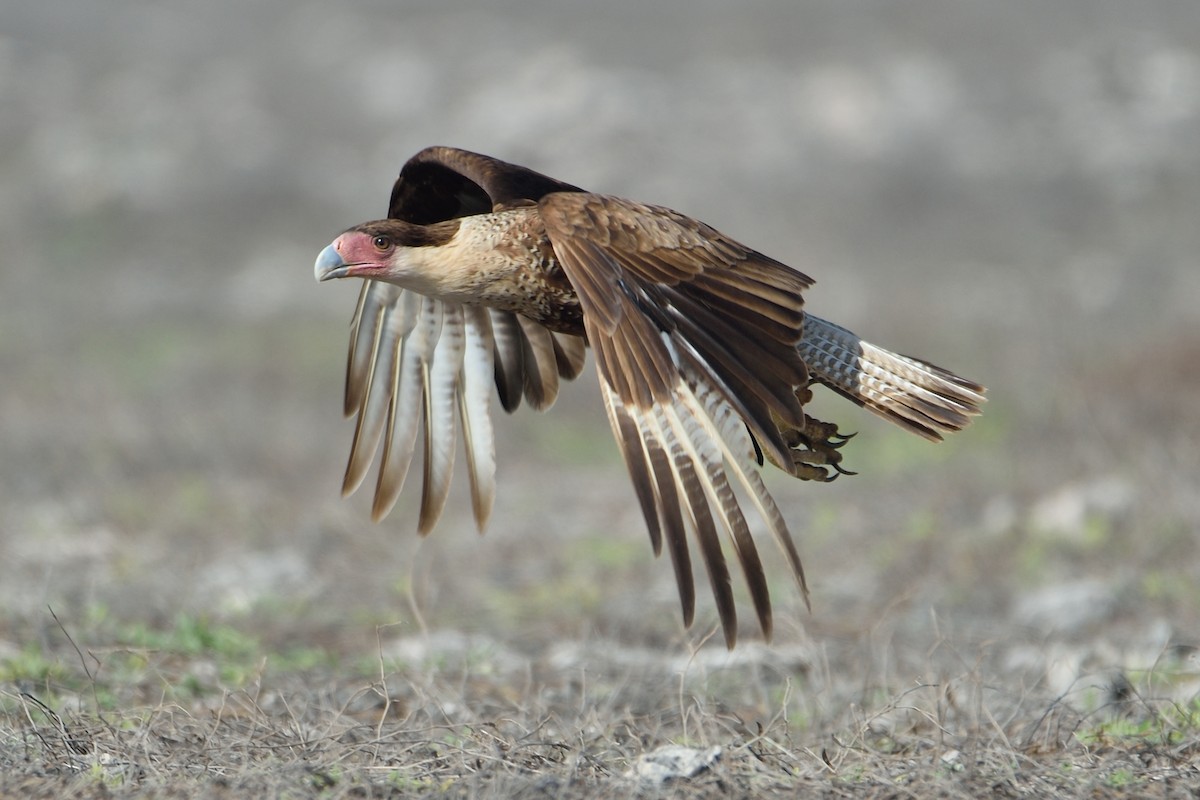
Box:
799, 314, 986, 441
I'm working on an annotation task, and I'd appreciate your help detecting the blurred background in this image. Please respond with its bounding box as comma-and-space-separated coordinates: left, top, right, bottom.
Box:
2, 0, 1199, 685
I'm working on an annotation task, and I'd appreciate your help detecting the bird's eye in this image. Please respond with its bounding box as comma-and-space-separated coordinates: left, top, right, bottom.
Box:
372, 235, 392, 251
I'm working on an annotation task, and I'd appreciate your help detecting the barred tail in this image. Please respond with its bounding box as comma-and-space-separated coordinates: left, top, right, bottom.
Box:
799, 314, 986, 441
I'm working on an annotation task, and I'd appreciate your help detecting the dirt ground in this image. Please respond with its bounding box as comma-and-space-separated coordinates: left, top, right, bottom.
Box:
3, 1, 1200, 797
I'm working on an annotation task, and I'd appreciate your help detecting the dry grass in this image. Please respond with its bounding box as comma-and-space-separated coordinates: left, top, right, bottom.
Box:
5, 592, 1200, 798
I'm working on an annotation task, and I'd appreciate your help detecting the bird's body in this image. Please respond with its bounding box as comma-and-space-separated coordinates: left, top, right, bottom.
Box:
315, 146, 985, 647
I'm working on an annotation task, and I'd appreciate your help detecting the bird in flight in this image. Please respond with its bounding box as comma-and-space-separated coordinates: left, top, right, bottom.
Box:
315, 146, 985, 647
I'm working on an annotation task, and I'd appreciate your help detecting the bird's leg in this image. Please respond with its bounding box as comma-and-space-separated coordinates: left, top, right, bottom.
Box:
782, 413, 857, 482
765, 385, 858, 481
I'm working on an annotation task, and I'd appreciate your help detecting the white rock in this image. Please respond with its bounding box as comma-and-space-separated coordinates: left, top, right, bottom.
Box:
631, 745, 721, 784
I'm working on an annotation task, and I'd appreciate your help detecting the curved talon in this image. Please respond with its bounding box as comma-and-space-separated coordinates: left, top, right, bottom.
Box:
779, 412, 860, 481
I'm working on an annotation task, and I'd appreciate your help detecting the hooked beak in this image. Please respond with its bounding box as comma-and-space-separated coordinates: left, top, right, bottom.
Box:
314, 243, 353, 282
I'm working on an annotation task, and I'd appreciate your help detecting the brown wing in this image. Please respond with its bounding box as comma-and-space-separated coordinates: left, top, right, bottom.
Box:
388, 146, 583, 223
338, 148, 587, 533
539, 192, 814, 647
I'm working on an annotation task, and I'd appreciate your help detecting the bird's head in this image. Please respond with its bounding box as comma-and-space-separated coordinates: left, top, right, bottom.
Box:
314, 219, 461, 291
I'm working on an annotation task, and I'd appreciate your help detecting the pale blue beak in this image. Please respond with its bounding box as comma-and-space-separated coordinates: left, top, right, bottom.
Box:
314, 244, 349, 281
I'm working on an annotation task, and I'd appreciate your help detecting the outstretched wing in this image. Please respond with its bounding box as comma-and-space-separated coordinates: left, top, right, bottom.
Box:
539, 192, 815, 647
338, 148, 587, 533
